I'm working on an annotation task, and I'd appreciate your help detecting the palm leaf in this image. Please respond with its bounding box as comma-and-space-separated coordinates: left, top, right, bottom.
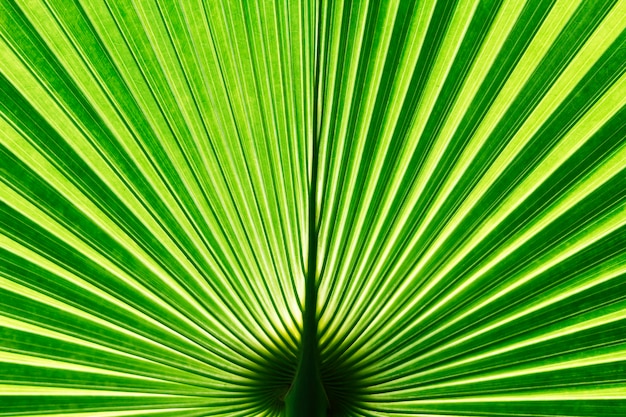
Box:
1, 0, 625, 416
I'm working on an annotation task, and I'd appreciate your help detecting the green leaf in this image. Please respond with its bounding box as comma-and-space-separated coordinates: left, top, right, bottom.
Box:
1, 0, 625, 416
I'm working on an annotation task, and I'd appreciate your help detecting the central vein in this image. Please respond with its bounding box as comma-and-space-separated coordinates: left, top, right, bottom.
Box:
284, 1, 328, 414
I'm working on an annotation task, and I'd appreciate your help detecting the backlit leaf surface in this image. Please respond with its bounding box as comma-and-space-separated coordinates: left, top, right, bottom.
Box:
1, 0, 625, 416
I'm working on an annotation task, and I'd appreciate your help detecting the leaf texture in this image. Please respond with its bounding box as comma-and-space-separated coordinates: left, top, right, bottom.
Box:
1, 0, 625, 416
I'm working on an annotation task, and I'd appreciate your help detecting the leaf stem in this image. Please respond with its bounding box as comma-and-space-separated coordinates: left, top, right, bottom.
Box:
285, 1, 328, 415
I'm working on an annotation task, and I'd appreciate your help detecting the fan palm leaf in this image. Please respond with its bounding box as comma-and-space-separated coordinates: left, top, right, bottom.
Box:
1, 0, 625, 416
